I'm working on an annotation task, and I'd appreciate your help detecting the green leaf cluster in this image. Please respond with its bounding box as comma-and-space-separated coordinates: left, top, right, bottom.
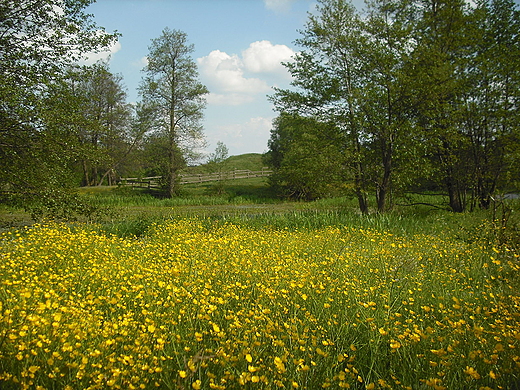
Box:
0, 0, 121, 214
268, 0, 520, 213
139, 28, 209, 198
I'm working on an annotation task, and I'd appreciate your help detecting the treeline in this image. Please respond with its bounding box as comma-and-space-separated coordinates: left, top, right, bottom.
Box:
0, 1, 207, 216
265, 0, 520, 213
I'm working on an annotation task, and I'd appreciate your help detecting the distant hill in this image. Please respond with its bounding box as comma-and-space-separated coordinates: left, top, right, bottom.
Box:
220, 153, 266, 171
184, 153, 267, 174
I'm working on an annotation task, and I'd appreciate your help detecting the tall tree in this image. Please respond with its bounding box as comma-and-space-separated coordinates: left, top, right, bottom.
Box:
271, 0, 418, 212
66, 62, 133, 186
271, 0, 370, 211
264, 113, 347, 200
461, 0, 520, 208
357, 0, 417, 211
271, 0, 520, 212
408, 0, 520, 211
0, 0, 118, 206
139, 28, 208, 198
409, 0, 477, 212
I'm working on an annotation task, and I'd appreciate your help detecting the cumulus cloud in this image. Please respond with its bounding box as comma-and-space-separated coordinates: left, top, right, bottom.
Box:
206, 93, 256, 106
263, 0, 297, 13
80, 35, 121, 65
133, 56, 149, 69
197, 42, 295, 106
197, 49, 271, 106
242, 40, 295, 77
198, 50, 270, 94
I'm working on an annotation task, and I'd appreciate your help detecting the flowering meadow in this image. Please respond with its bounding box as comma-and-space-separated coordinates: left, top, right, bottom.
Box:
0, 219, 519, 389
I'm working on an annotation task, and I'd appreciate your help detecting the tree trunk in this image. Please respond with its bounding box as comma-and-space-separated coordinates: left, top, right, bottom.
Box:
376, 135, 393, 213
92, 166, 98, 186
376, 172, 391, 213
82, 160, 90, 187
354, 161, 369, 214
167, 123, 178, 198
168, 138, 176, 198
168, 168, 176, 198
445, 169, 465, 212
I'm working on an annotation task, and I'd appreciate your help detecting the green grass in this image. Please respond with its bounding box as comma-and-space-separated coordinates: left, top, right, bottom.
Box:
3, 169, 520, 251
182, 153, 267, 175
1, 164, 519, 389
1, 218, 518, 389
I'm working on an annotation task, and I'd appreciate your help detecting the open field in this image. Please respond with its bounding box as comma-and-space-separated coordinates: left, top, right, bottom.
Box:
1, 175, 519, 389
0, 218, 519, 389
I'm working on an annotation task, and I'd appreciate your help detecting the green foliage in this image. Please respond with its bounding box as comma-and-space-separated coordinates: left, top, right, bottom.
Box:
139, 28, 208, 198
206, 141, 230, 195
265, 113, 347, 200
0, 0, 119, 211
269, 0, 520, 214
1, 187, 111, 224
207, 141, 229, 166
65, 62, 133, 186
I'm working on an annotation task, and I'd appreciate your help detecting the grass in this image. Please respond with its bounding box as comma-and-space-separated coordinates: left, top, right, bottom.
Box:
182, 153, 267, 175
1, 170, 519, 388
74, 184, 516, 244
0, 219, 518, 389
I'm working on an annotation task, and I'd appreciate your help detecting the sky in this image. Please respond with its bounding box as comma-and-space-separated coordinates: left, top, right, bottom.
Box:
84, 0, 327, 158
84, 0, 519, 159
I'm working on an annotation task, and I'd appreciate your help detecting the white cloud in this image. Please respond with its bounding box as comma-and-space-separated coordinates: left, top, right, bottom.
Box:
81, 38, 122, 65
206, 93, 256, 106
198, 50, 270, 94
216, 117, 273, 154
197, 42, 295, 106
133, 56, 149, 69
242, 40, 295, 77
263, 0, 297, 13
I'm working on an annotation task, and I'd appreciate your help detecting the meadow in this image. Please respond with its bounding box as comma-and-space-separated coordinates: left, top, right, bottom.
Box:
0, 177, 519, 389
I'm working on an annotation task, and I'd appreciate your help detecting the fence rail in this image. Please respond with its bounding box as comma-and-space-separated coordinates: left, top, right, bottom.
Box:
118, 168, 272, 189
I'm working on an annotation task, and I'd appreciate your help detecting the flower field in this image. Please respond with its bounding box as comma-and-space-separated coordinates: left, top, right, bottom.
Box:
0, 219, 519, 389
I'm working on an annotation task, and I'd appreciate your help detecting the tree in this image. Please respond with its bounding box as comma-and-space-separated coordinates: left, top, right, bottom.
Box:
409, 0, 520, 211
65, 62, 133, 186
264, 113, 347, 200
462, 0, 520, 209
207, 141, 229, 166
407, 0, 478, 212
271, 0, 418, 212
206, 141, 229, 195
271, 0, 519, 212
0, 0, 118, 210
271, 0, 370, 211
139, 28, 208, 198
356, 0, 418, 212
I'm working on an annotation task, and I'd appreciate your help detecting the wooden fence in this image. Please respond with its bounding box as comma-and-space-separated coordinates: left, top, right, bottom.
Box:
118, 168, 272, 189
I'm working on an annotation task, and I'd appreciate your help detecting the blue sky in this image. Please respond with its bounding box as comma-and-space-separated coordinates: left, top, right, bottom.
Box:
85, 0, 519, 158
85, 0, 324, 157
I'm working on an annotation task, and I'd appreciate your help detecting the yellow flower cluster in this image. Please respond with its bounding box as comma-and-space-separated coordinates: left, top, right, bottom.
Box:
0, 220, 518, 389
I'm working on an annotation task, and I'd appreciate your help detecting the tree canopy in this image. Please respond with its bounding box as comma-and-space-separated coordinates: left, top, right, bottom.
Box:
139, 28, 208, 197
268, 0, 520, 212
0, 0, 119, 214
